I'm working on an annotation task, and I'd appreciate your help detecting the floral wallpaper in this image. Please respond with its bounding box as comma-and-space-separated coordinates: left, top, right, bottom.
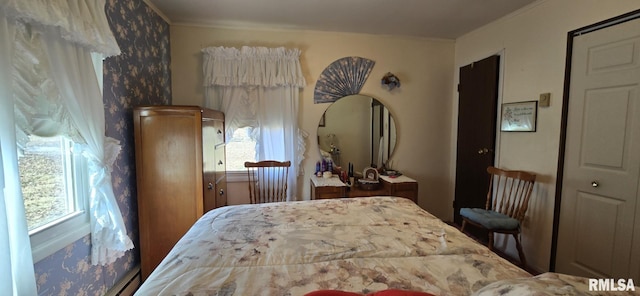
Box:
33, 0, 171, 295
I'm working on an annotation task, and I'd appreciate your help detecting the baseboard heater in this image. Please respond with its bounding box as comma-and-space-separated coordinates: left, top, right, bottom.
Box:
105, 266, 141, 296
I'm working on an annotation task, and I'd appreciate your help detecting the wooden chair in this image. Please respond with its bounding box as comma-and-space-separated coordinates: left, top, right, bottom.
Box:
460, 166, 536, 266
244, 160, 291, 204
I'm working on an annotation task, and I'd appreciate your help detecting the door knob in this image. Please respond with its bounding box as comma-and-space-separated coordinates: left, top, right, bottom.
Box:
207, 182, 213, 190
477, 148, 490, 155
591, 181, 599, 188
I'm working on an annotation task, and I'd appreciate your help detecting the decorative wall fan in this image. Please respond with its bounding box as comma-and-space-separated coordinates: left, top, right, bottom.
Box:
313, 57, 375, 104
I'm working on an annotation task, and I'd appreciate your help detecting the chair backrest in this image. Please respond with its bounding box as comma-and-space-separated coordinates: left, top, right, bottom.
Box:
485, 166, 536, 222
244, 160, 291, 204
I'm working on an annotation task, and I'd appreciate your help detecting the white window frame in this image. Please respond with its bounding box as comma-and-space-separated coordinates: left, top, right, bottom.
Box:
28, 140, 91, 263
27, 53, 102, 262
225, 126, 256, 182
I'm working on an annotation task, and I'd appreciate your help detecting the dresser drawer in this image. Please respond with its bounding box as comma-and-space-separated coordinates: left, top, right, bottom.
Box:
390, 182, 418, 203
314, 185, 346, 199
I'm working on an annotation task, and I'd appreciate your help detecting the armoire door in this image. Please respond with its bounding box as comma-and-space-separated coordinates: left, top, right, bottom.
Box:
454, 55, 500, 234
556, 16, 640, 281
134, 106, 205, 280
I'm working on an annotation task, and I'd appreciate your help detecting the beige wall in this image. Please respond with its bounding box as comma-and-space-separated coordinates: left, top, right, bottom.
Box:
170, 25, 455, 218
454, 0, 640, 273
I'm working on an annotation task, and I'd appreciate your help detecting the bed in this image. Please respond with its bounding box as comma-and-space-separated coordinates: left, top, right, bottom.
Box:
135, 196, 637, 295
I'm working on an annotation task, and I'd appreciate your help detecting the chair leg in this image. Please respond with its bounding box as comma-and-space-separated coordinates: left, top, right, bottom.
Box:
461, 220, 467, 232
487, 232, 494, 250
513, 233, 527, 267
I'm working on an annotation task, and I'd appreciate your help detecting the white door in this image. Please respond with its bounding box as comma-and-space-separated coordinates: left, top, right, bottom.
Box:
556, 18, 640, 281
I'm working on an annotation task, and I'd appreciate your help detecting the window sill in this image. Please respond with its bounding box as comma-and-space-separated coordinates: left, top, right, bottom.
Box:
30, 214, 90, 263
227, 171, 249, 183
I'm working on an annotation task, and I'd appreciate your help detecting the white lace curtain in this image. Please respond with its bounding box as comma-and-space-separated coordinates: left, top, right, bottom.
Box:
1, 1, 132, 293
202, 46, 307, 200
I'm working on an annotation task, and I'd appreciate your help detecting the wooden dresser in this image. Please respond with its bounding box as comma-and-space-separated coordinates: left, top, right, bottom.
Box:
310, 175, 418, 203
133, 105, 227, 280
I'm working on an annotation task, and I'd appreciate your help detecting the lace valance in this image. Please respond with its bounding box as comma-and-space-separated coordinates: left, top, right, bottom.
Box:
0, 0, 120, 56
202, 46, 306, 88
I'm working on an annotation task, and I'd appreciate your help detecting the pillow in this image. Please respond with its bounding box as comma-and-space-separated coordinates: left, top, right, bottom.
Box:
304, 289, 435, 296
370, 290, 435, 296
304, 291, 361, 296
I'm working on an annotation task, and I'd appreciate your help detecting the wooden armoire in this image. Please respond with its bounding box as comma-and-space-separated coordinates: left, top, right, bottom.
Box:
133, 105, 227, 280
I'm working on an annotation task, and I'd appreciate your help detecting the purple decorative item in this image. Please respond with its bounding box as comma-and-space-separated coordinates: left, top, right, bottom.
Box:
381, 72, 401, 90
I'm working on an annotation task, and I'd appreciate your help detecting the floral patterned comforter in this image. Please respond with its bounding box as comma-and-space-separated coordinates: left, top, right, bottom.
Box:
135, 197, 540, 295
474, 272, 638, 295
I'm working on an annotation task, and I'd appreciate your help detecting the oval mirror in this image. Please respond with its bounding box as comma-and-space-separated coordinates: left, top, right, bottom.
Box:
317, 94, 396, 174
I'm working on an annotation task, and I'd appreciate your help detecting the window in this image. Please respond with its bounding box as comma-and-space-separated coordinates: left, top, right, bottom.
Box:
13, 52, 103, 263
226, 127, 256, 171
3, 0, 131, 271
18, 135, 90, 262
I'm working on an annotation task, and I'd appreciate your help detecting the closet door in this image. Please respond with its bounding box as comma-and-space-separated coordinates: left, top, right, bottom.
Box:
556, 17, 640, 281
453, 55, 500, 232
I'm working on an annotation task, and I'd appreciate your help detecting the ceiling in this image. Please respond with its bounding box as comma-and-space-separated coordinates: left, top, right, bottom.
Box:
146, 0, 538, 39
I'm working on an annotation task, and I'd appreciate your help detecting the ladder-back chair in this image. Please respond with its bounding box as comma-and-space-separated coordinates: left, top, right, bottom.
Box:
244, 160, 291, 204
460, 166, 536, 266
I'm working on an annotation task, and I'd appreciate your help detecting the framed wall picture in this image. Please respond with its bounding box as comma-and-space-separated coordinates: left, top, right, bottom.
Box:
500, 101, 538, 132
